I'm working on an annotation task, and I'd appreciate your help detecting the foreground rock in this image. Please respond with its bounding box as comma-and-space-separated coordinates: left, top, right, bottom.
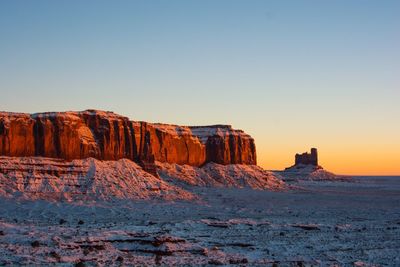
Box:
1, 176, 398, 266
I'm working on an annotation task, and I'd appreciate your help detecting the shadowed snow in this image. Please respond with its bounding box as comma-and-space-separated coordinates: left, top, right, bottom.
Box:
157, 161, 285, 190
0, 157, 194, 201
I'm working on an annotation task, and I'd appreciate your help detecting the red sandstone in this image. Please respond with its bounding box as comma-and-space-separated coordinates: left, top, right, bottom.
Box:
0, 110, 257, 174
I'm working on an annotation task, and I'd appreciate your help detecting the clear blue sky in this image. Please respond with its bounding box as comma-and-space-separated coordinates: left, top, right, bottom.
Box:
0, 1, 399, 174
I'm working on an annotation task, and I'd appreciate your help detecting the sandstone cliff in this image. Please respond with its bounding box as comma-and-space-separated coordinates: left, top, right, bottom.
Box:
0, 110, 257, 173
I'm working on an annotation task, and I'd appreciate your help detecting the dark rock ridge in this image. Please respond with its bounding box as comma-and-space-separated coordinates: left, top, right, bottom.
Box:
0, 110, 257, 175
295, 148, 318, 166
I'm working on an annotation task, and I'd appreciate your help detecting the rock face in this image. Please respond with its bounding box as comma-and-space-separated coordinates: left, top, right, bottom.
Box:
295, 148, 318, 166
0, 110, 257, 175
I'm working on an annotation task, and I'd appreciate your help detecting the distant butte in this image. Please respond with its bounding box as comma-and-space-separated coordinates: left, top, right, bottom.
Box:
295, 148, 318, 166
285, 148, 321, 170
280, 148, 347, 182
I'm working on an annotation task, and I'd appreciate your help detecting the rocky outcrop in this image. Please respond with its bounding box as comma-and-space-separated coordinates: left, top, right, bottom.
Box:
0, 110, 257, 175
295, 148, 318, 166
151, 124, 257, 166
280, 148, 349, 182
283, 147, 321, 174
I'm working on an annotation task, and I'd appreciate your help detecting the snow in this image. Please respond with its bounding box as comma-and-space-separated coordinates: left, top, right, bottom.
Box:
0, 176, 399, 265
0, 156, 398, 265
1, 110, 129, 122
150, 124, 193, 136
0, 157, 286, 201
277, 164, 351, 182
0, 157, 194, 201
31, 110, 128, 121
157, 161, 285, 190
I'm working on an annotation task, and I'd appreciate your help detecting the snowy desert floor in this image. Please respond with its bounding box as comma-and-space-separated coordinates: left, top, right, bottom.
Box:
0, 176, 399, 266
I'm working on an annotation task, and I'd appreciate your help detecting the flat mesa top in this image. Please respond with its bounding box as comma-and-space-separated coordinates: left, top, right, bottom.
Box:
0, 110, 252, 141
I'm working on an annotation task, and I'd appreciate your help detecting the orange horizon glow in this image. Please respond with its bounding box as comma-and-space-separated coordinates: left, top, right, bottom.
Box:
257, 144, 400, 176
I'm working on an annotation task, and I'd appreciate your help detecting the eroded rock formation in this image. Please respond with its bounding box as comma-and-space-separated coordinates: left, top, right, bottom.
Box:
0, 110, 257, 175
295, 148, 318, 166
280, 148, 348, 182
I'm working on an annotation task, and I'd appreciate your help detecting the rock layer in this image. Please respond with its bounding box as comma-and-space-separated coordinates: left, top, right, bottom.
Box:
0, 110, 257, 172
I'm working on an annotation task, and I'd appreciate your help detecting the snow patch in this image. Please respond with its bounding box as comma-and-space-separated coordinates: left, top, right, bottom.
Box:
151, 124, 253, 144
277, 164, 350, 182
157, 161, 285, 190
0, 157, 194, 201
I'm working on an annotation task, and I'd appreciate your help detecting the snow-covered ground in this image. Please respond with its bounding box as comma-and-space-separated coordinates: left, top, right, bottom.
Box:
0, 176, 399, 266
0, 157, 194, 201
150, 123, 252, 145
157, 161, 285, 190
277, 164, 351, 183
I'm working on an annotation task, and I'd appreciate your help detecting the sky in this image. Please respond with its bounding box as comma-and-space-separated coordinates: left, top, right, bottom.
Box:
0, 0, 399, 175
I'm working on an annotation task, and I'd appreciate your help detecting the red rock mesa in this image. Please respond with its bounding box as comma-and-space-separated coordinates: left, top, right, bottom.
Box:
0, 110, 257, 175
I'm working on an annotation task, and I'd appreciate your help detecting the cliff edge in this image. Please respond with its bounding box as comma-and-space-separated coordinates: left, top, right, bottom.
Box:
0, 110, 257, 175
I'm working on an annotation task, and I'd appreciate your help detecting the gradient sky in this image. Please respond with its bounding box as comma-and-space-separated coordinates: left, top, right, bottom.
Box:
0, 1, 399, 175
